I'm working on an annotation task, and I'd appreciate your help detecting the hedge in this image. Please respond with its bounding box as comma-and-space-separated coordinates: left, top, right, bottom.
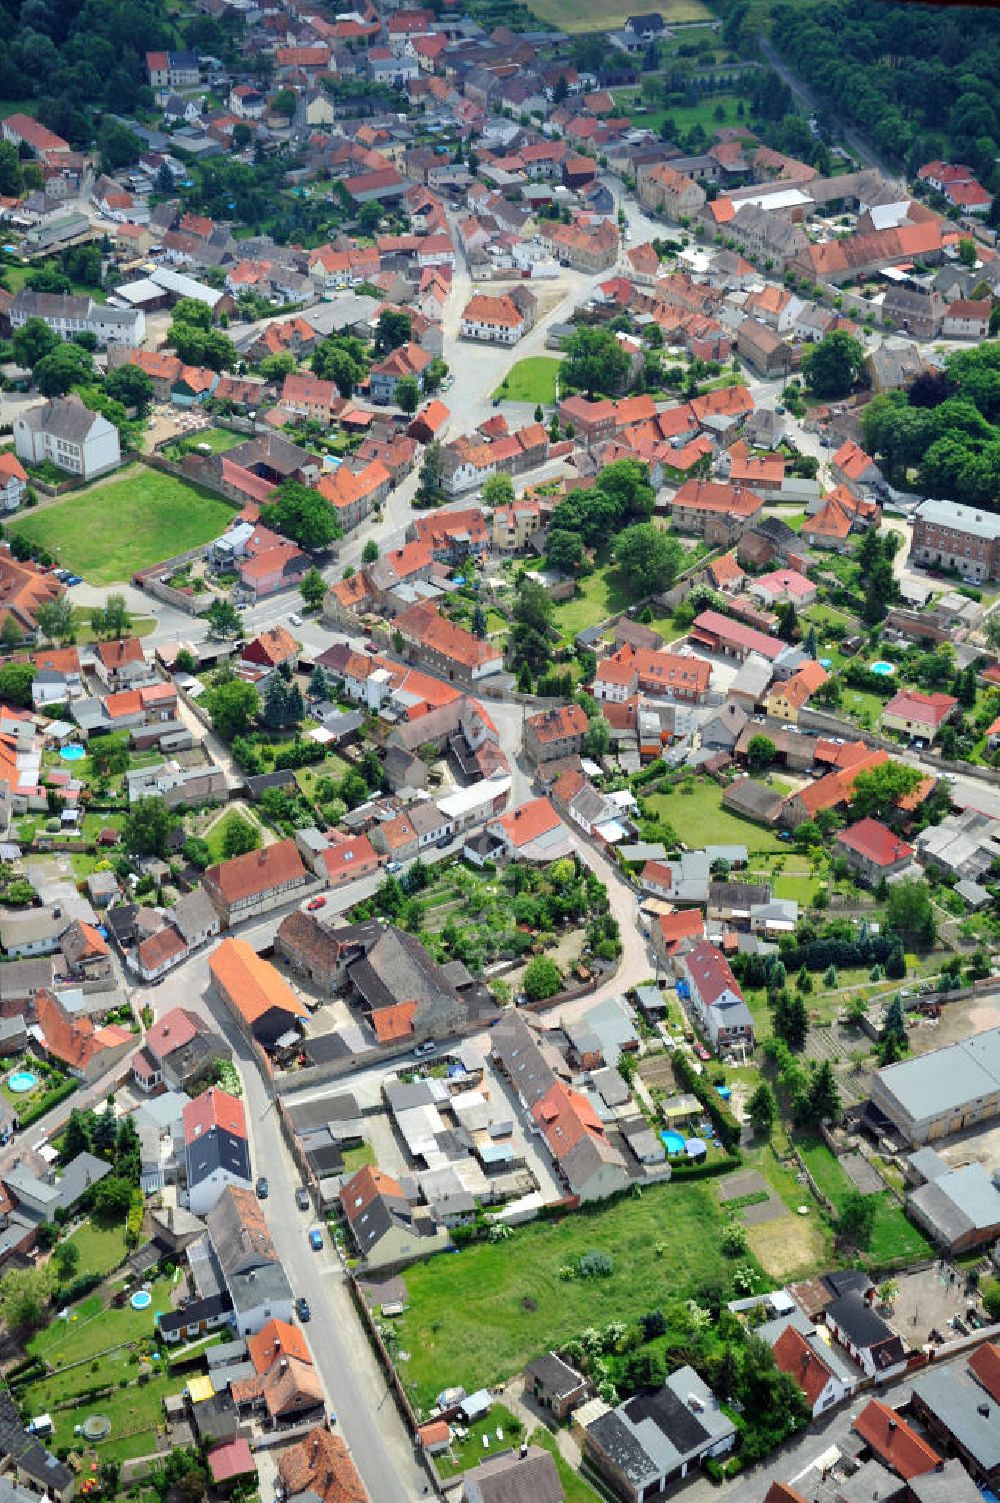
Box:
672, 1051, 741, 1154
18, 1076, 77, 1128
779, 933, 903, 973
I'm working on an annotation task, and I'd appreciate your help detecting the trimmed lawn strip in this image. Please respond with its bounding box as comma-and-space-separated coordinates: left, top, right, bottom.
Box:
12, 465, 234, 584
25, 1370, 176, 1462
434, 1404, 522, 1479
60, 1220, 128, 1280
529, 1428, 602, 1503
395, 1178, 733, 1411
28, 1274, 174, 1366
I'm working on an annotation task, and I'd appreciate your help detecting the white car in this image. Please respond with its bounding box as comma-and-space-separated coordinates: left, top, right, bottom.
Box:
289, 613, 302, 627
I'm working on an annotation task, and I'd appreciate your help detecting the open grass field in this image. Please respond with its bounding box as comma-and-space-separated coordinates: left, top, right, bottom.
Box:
612, 90, 746, 137
494, 357, 562, 406
1, 260, 107, 302
12, 465, 234, 584
796, 1138, 933, 1266
643, 780, 789, 854
24, 1368, 177, 1462
529, 0, 711, 29
203, 808, 260, 864
394, 1178, 733, 1411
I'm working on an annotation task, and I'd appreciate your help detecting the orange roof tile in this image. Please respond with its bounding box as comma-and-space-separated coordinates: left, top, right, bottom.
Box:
208, 938, 308, 1026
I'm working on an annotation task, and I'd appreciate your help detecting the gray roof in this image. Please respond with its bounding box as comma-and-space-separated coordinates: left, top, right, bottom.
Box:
20, 394, 109, 445
171, 885, 219, 945
187, 1126, 252, 1192
874, 1026, 1000, 1126
228, 1261, 294, 1314
912, 1364, 1000, 1470
908, 1147, 949, 1183
908, 1162, 1000, 1244
915, 496, 1000, 542
908, 1459, 983, 1503
459, 1446, 563, 1503
491, 1009, 555, 1108
586, 1366, 735, 1488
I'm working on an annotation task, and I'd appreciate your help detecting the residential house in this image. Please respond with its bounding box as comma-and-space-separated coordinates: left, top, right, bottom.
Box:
678, 941, 754, 1054
34, 989, 133, 1084
666, 480, 764, 545
276, 1428, 366, 1503
339, 1164, 449, 1270
765, 660, 829, 723
232, 1318, 323, 1425
524, 1352, 588, 1420
593, 646, 711, 705
462, 1447, 563, 1503
582, 1367, 736, 1502
209, 939, 308, 1048
835, 819, 914, 885
488, 797, 571, 863
0, 453, 27, 512
737, 319, 793, 376
202, 838, 310, 926
770, 1320, 856, 1419
393, 599, 503, 681
910, 497, 1000, 584
460, 292, 528, 344
881, 689, 957, 743
183, 1087, 252, 1216
638, 162, 707, 221
524, 704, 589, 765
206, 1185, 294, 1336
369, 340, 432, 404
852, 1400, 941, 1480
942, 300, 991, 340
910, 1350, 1000, 1485
14, 395, 120, 480
531, 1079, 628, 1202
133, 1004, 227, 1095
823, 1292, 907, 1380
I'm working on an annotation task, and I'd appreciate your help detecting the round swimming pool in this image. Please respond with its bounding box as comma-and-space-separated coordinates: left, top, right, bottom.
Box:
660, 1129, 686, 1155
130, 1290, 152, 1311
870, 660, 896, 676
7, 1070, 37, 1094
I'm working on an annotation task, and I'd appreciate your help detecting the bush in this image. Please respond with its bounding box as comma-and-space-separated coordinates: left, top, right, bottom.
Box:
18, 1076, 76, 1128
578, 1250, 614, 1279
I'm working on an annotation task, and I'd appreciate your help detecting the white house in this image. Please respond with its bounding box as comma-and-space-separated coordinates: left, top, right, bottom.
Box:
0, 452, 28, 511
14, 396, 121, 481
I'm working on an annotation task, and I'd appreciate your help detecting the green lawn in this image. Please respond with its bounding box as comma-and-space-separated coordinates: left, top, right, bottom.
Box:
529, 1429, 602, 1503
24, 1369, 177, 1462
342, 1141, 376, 1172
494, 357, 562, 406
2, 261, 108, 302
162, 428, 244, 461
60, 1220, 128, 1281
796, 1139, 933, 1266
612, 89, 745, 138
643, 780, 789, 854
28, 1274, 175, 1367
203, 809, 260, 864
551, 566, 630, 638
529, 0, 710, 30
434, 1405, 523, 1479
12, 465, 235, 584
773, 872, 826, 905
294, 754, 350, 799
395, 1178, 733, 1411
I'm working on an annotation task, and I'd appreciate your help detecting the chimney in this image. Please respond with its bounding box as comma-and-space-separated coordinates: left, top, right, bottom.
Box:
279, 1358, 288, 1372
979, 1404, 990, 1418
887, 1419, 896, 1433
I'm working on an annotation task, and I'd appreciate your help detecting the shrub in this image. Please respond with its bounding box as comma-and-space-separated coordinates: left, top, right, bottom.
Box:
578, 1250, 614, 1279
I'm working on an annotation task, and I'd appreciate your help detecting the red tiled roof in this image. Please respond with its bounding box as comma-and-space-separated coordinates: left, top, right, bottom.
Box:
372, 1000, 418, 1042
852, 1401, 940, 1480
773, 1324, 834, 1407
883, 689, 957, 729
836, 817, 914, 868
204, 838, 307, 906
183, 1086, 247, 1146
969, 1342, 1000, 1402
208, 938, 308, 1026
495, 797, 560, 847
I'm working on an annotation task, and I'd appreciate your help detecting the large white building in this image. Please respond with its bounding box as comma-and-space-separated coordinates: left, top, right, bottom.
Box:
869, 1026, 1000, 1144
14, 396, 121, 481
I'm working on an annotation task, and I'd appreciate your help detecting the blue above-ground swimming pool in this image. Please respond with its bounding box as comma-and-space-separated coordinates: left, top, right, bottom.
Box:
130, 1290, 152, 1311
60, 745, 86, 761
660, 1129, 686, 1155
7, 1070, 37, 1093
870, 660, 896, 676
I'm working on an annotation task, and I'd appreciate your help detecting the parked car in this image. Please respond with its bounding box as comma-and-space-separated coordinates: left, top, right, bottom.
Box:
386, 860, 403, 874
289, 613, 302, 626
413, 1041, 436, 1058
307, 896, 327, 911
295, 1296, 311, 1322
308, 1228, 323, 1251
256, 1176, 269, 1199
295, 1187, 310, 1211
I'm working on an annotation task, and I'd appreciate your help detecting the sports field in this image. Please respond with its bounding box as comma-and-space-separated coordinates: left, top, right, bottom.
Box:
12, 465, 234, 584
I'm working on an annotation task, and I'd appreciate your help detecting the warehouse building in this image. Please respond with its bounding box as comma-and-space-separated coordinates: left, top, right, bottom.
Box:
869, 1027, 1000, 1145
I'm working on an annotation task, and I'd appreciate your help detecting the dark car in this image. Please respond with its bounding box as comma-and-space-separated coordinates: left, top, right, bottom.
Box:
295, 1296, 311, 1322
295, 1187, 310, 1211
256, 1176, 269, 1199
